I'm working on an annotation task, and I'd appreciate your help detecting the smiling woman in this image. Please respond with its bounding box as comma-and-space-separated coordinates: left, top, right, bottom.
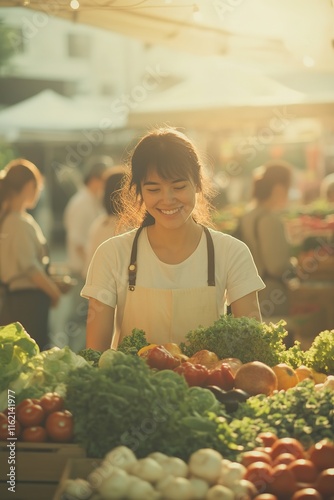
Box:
81, 127, 265, 351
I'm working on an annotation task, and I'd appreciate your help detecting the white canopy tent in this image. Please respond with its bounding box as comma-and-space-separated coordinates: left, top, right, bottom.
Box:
0, 89, 127, 142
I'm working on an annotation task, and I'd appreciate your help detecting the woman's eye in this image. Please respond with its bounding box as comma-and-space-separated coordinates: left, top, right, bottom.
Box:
147, 188, 160, 192
174, 185, 186, 190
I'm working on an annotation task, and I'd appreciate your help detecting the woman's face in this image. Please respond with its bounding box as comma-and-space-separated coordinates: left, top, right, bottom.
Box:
140, 168, 198, 229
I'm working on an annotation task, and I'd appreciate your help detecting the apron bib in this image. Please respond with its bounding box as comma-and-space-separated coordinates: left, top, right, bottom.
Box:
111, 226, 218, 349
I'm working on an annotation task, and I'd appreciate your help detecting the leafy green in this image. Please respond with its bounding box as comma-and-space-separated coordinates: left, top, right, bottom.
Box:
180, 315, 288, 366
230, 379, 334, 451
305, 330, 334, 374
117, 328, 149, 355
78, 348, 102, 367
65, 353, 222, 460
4, 346, 91, 405
0, 322, 39, 392
280, 341, 307, 369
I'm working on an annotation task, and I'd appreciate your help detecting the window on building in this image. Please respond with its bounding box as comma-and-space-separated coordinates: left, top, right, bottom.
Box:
67, 33, 91, 58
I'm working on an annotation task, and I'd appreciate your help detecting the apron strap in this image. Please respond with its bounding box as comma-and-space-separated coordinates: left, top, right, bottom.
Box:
203, 226, 215, 286
128, 226, 144, 291
128, 225, 215, 290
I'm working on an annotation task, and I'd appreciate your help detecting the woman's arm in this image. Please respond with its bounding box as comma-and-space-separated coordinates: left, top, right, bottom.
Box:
230, 291, 262, 321
86, 298, 115, 351
29, 269, 62, 306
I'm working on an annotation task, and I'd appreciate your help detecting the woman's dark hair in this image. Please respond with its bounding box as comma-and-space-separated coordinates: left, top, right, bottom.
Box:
118, 127, 213, 227
252, 160, 292, 201
103, 171, 126, 215
0, 158, 43, 211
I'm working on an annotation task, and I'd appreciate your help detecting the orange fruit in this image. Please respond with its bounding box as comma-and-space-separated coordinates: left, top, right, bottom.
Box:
294, 365, 314, 383
234, 361, 278, 396
272, 363, 299, 390
312, 371, 327, 384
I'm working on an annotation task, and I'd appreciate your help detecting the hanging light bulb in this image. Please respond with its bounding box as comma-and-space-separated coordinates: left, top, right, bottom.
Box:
70, 0, 80, 9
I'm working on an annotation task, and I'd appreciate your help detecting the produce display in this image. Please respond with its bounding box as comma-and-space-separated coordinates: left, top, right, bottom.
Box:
61, 437, 334, 499
1, 318, 334, 499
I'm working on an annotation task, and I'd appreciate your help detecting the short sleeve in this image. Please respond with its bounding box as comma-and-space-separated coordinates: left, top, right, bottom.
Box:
225, 237, 265, 305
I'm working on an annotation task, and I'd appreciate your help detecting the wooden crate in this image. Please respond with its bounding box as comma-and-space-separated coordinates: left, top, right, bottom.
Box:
53, 458, 102, 500
0, 441, 86, 500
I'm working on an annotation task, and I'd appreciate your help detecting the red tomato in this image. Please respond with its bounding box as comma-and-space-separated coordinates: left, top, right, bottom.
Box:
288, 459, 318, 484
308, 439, 334, 471
272, 452, 296, 467
257, 432, 278, 448
241, 450, 273, 468
39, 393, 64, 415
21, 426, 47, 443
17, 404, 45, 428
15, 398, 34, 414
244, 461, 274, 493
268, 464, 298, 498
292, 488, 322, 500
315, 468, 334, 497
0, 412, 7, 423
271, 437, 305, 460
45, 410, 73, 443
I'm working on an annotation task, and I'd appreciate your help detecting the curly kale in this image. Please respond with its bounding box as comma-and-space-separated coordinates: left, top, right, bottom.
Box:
78, 348, 102, 367
180, 315, 288, 366
117, 328, 149, 355
305, 330, 334, 374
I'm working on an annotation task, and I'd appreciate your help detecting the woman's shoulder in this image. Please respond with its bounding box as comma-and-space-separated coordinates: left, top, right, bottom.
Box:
97, 227, 138, 251
207, 226, 244, 246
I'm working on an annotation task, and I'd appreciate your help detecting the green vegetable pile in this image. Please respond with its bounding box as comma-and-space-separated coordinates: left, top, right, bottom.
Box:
305, 330, 334, 374
0, 323, 90, 411
228, 379, 334, 452
117, 328, 149, 355
65, 350, 222, 460
180, 315, 288, 366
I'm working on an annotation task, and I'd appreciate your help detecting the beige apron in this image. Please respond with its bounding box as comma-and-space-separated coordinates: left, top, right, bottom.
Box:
111, 226, 218, 349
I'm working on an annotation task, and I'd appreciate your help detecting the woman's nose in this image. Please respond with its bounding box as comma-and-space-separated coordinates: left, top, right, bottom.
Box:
161, 187, 176, 203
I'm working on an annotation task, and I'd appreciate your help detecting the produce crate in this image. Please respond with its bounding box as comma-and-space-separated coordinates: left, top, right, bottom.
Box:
53, 457, 102, 500
0, 441, 86, 500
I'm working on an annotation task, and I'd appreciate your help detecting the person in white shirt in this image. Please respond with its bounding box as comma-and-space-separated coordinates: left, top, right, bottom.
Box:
84, 169, 127, 275
0, 158, 62, 349
62, 157, 111, 351
82, 127, 264, 351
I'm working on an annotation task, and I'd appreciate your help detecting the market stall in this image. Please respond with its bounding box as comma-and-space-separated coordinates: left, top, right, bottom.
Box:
0, 320, 333, 499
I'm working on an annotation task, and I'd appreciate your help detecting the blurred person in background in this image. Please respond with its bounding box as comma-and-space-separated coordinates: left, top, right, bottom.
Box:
237, 161, 298, 325
0, 158, 62, 349
62, 156, 111, 352
84, 168, 127, 275
320, 173, 334, 203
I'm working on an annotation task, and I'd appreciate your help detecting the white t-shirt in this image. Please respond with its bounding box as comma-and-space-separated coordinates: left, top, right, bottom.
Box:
84, 214, 118, 276
0, 211, 47, 291
64, 186, 105, 275
81, 227, 264, 328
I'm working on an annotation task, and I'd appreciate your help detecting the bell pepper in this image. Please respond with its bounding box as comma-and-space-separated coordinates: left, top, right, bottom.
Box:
139, 345, 179, 370
205, 362, 235, 391
174, 362, 209, 387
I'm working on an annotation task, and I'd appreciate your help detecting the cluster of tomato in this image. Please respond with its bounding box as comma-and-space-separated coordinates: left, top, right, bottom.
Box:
0, 392, 74, 443
138, 344, 235, 390
242, 432, 334, 499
